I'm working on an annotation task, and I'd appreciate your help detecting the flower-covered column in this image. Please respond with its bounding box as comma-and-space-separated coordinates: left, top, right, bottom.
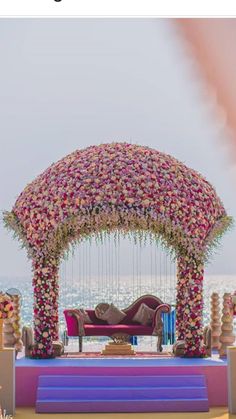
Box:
176, 256, 206, 357
50, 273, 59, 341
47, 255, 59, 341
31, 256, 59, 358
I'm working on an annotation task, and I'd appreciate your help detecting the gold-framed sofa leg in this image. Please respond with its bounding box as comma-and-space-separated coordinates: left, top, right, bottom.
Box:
157, 334, 163, 353
79, 336, 83, 352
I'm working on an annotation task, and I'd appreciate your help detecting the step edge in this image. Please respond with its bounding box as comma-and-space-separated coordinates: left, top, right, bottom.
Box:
36, 398, 209, 403
37, 387, 207, 391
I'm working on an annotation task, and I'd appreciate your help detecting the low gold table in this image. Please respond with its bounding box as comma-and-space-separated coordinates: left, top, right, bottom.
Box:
101, 334, 136, 355
102, 341, 135, 355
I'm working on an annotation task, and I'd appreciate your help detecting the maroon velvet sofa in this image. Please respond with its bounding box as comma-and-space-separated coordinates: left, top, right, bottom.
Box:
64, 295, 170, 352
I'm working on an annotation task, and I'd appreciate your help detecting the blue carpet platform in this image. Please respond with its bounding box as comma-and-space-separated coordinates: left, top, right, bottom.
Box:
16, 355, 227, 413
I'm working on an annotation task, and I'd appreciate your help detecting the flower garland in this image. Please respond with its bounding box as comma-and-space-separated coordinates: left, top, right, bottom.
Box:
3, 142, 232, 358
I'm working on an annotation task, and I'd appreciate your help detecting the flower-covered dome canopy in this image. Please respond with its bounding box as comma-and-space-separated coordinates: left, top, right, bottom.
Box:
4, 142, 231, 261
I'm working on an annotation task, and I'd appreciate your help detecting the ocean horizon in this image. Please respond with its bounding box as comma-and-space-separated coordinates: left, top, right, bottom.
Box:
1, 274, 235, 335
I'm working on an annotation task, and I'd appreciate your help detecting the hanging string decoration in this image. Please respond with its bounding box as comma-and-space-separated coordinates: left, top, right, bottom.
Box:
59, 234, 176, 313
3, 142, 232, 358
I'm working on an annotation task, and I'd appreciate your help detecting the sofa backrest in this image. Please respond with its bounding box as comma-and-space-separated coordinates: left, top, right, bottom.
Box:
86, 310, 107, 324
122, 295, 164, 323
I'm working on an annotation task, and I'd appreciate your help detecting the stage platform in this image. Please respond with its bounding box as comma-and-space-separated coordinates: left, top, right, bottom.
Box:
16, 354, 228, 408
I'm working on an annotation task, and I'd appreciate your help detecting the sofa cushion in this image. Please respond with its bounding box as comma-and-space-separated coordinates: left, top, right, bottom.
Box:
132, 303, 155, 326
79, 308, 93, 324
95, 303, 110, 319
99, 303, 126, 325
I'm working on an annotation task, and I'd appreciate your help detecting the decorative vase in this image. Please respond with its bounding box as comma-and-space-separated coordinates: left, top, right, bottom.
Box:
3, 295, 23, 352
3, 318, 15, 347
0, 318, 4, 350
210, 292, 221, 350
12, 295, 23, 353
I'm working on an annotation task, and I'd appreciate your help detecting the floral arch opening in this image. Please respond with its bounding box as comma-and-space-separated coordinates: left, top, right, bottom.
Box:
3, 142, 232, 358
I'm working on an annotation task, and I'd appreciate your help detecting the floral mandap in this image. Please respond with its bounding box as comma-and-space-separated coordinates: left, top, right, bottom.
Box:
3, 142, 232, 358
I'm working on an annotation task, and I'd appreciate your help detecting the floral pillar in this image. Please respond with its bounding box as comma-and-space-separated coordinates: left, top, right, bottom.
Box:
176, 256, 206, 357
31, 256, 59, 358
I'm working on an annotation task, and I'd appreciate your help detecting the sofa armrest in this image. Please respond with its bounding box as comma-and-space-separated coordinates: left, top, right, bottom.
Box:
66, 309, 85, 336
152, 304, 171, 334
152, 303, 170, 352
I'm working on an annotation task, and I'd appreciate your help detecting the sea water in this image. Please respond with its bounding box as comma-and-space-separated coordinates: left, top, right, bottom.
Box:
0, 274, 235, 335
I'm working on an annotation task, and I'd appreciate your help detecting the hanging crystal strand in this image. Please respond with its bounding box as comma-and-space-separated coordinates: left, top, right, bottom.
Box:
77, 244, 80, 308
138, 240, 140, 297
86, 240, 89, 307
76, 248, 79, 307
101, 234, 104, 304
106, 234, 109, 302
88, 239, 91, 308
79, 243, 82, 307
64, 259, 67, 310
104, 234, 106, 302
110, 235, 113, 305
151, 239, 153, 295
85, 240, 88, 307
115, 231, 119, 301
109, 234, 111, 303
168, 255, 172, 304
81, 242, 84, 307
108, 234, 109, 302
153, 242, 155, 296
136, 237, 138, 299
138, 240, 141, 297
108, 235, 110, 303
71, 251, 74, 308
164, 252, 166, 302
132, 237, 135, 300
84, 241, 86, 307
83, 241, 85, 307
117, 233, 120, 305
104, 236, 106, 301
139, 240, 141, 297
85, 240, 88, 306
80, 242, 83, 307
85, 242, 87, 306
169, 253, 171, 303
159, 247, 162, 301
155, 242, 158, 297
84, 240, 86, 307
150, 240, 153, 295
112, 234, 115, 305
96, 239, 99, 307
109, 234, 112, 303
107, 235, 110, 302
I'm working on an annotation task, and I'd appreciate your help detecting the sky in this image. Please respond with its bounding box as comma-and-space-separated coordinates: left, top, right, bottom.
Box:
0, 18, 235, 278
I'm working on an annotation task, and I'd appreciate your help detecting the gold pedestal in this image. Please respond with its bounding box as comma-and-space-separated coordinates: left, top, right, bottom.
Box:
102, 342, 135, 355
